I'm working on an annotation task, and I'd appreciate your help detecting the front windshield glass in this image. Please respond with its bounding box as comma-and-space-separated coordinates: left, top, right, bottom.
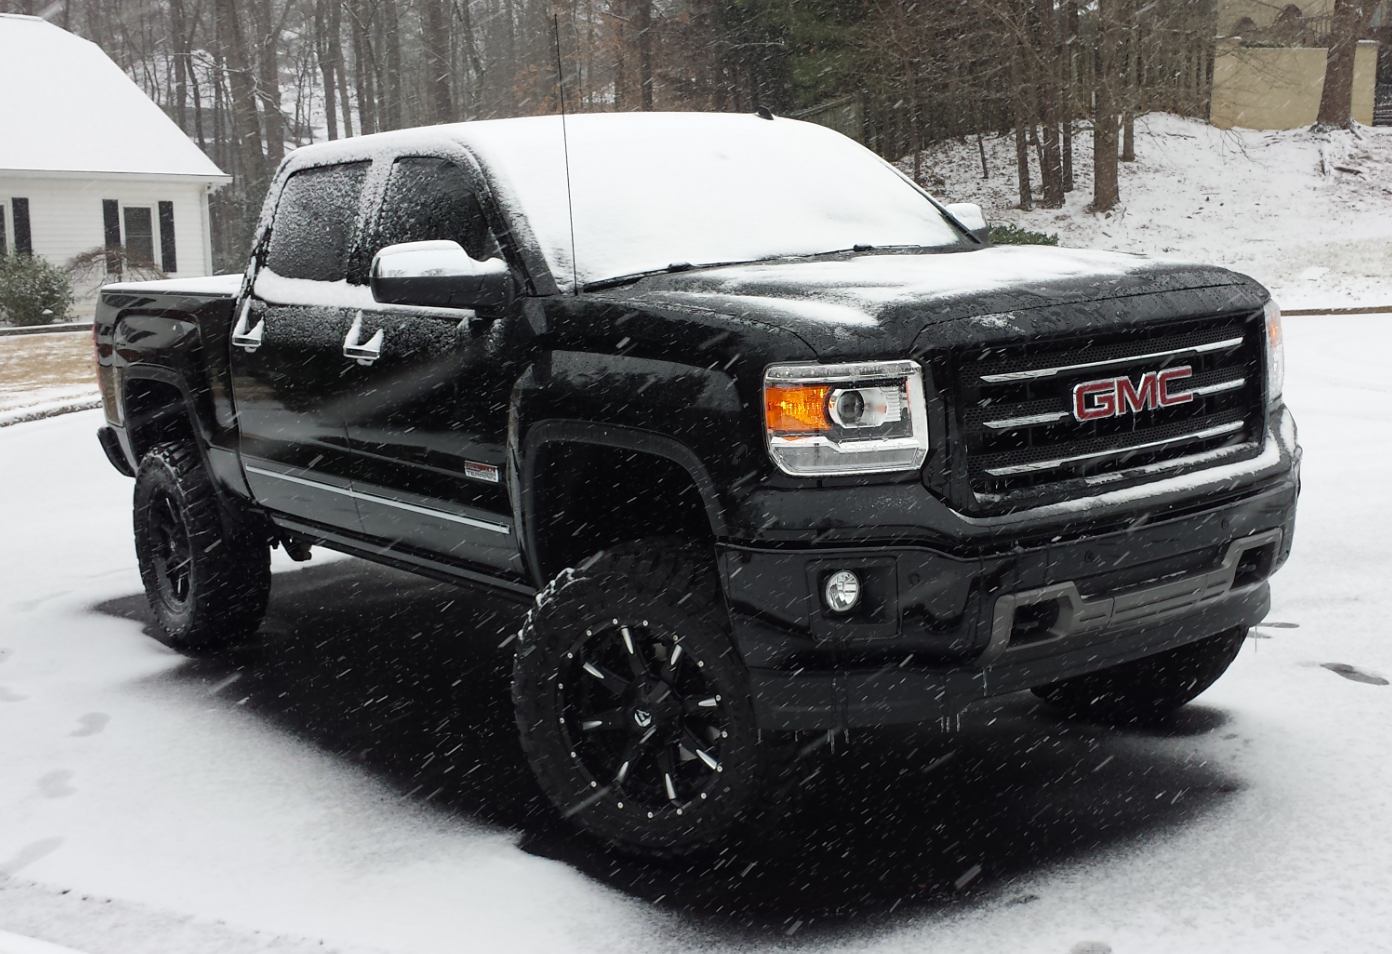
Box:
463, 113, 969, 290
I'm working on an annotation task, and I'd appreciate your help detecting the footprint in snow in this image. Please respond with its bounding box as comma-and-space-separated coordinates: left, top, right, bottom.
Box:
0, 837, 64, 877
70, 713, 108, 737
38, 771, 76, 798
0, 686, 26, 702
1321, 663, 1389, 686
1070, 944, 1113, 954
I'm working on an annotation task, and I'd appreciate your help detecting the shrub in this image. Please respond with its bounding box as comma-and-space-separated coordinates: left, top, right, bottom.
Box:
0, 253, 75, 326
989, 223, 1060, 246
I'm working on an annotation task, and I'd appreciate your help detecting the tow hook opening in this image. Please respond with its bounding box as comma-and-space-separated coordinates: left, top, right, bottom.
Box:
1009, 597, 1063, 648
1233, 542, 1276, 589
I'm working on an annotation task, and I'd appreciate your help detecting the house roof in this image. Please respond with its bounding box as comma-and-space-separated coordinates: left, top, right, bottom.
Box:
0, 14, 229, 181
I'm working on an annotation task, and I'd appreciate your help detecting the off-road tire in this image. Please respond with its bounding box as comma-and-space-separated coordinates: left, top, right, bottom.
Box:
513, 539, 797, 857
1033, 626, 1248, 724
133, 442, 270, 651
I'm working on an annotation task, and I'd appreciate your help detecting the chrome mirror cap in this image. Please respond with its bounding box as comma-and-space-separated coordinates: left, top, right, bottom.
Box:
370, 240, 510, 309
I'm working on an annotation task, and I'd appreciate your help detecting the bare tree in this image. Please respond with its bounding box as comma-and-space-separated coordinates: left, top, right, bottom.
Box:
1317, 0, 1375, 126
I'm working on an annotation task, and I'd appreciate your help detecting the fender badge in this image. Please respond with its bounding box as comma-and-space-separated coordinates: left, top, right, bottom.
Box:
464, 461, 501, 484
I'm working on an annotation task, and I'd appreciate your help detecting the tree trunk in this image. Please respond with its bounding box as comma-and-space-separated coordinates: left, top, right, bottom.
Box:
1092, 0, 1122, 212
1121, 0, 1138, 162
382, 0, 403, 129
1317, 0, 1371, 126
1012, 48, 1034, 211
1036, 0, 1065, 207
422, 0, 453, 123
170, 0, 190, 132
251, 0, 285, 168
637, 0, 653, 110
213, 0, 267, 196
314, 0, 339, 139
1064, 0, 1078, 191
349, 0, 377, 134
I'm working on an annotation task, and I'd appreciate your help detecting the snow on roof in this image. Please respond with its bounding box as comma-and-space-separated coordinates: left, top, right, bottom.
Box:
0, 14, 228, 180
281, 113, 969, 292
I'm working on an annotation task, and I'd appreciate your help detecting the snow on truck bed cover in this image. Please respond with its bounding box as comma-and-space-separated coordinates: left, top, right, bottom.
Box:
101, 274, 244, 297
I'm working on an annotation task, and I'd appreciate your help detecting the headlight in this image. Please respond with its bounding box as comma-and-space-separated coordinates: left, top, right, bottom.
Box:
764, 360, 929, 476
1264, 299, 1284, 405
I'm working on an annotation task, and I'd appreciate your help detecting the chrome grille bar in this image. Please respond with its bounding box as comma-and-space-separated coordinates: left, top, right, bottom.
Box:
983, 420, 1245, 477
978, 336, 1246, 384
982, 410, 1071, 430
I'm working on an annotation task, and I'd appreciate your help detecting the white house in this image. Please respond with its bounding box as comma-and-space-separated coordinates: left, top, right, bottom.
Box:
0, 14, 230, 311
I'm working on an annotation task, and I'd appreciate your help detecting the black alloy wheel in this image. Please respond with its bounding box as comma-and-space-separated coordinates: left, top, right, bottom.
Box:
514, 539, 798, 856
133, 442, 271, 651
559, 618, 730, 816
147, 487, 194, 612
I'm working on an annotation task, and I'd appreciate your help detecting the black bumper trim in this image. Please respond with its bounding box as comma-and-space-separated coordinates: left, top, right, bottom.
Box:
750, 580, 1269, 730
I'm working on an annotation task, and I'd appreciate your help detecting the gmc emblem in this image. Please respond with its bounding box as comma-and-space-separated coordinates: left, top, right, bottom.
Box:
1072, 366, 1194, 422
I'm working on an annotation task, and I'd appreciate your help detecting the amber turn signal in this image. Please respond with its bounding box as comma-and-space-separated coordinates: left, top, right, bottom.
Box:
765, 384, 832, 435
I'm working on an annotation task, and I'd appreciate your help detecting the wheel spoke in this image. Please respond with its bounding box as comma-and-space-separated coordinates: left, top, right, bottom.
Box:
619, 625, 649, 679
681, 728, 721, 772
578, 708, 625, 732
614, 729, 655, 785
661, 642, 684, 680
581, 661, 630, 696
656, 746, 680, 804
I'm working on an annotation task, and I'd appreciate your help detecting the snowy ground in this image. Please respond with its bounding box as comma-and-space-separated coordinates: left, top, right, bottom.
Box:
913, 114, 1392, 311
1, 315, 1390, 954
0, 333, 99, 427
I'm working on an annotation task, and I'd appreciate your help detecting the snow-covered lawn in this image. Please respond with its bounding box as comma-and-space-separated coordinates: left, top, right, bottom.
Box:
0, 333, 99, 427
1, 316, 1389, 954
916, 114, 1392, 312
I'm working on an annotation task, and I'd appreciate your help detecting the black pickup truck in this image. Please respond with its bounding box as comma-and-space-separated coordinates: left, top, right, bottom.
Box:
94, 112, 1299, 856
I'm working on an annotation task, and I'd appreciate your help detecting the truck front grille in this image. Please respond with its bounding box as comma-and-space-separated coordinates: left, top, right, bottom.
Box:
948, 312, 1265, 508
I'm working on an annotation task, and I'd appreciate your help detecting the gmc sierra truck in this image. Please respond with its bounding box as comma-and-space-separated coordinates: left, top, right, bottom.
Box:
94, 112, 1299, 856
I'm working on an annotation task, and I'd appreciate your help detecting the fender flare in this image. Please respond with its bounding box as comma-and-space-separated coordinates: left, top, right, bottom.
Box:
119, 364, 253, 503
513, 419, 729, 586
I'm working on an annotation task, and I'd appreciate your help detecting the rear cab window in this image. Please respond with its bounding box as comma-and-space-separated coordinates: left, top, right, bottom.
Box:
264, 162, 371, 282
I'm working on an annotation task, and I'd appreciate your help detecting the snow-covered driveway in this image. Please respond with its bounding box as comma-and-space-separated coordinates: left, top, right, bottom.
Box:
1, 316, 1389, 954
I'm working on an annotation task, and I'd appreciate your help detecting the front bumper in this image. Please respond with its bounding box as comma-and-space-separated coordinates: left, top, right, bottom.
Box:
720, 469, 1298, 731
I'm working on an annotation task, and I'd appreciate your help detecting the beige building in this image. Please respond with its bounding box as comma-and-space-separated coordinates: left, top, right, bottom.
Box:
1211, 38, 1379, 129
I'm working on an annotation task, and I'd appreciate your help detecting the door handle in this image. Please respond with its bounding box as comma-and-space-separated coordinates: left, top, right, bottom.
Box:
231, 300, 264, 353
343, 311, 384, 366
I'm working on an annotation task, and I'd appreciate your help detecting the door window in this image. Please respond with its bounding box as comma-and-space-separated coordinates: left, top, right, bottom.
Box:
264, 162, 370, 282
372, 157, 500, 262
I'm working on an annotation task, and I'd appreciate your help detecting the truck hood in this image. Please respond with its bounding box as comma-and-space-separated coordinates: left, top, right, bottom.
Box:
619, 246, 1264, 358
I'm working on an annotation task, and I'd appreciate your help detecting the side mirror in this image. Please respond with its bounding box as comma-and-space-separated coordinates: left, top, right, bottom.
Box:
370, 240, 510, 310
945, 203, 990, 244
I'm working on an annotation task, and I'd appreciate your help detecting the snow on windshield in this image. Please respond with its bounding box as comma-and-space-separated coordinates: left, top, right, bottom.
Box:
459, 113, 966, 290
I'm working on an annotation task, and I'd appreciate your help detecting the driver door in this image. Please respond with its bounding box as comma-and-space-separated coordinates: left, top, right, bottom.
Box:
341, 156, 527, 578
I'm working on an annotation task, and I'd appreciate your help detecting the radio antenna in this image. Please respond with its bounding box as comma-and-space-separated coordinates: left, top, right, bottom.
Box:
553, 14, 579, 295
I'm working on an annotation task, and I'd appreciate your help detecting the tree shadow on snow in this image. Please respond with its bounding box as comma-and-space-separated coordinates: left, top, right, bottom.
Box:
93, 556, 1243, 943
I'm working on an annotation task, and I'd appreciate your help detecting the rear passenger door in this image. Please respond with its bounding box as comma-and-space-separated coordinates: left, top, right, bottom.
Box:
230, 161, 371, 535
340, 155, 526, 578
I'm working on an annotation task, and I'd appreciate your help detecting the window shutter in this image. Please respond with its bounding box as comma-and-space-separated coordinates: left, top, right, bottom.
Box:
12, 198, 31, 255
102, 199, 121, 273
0, 203, 6, 256
158, 201, 177, 273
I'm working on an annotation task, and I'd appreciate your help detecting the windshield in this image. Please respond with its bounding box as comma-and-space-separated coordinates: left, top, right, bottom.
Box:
460, 113, 969, 291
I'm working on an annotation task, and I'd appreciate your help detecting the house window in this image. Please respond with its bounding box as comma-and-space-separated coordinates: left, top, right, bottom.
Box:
123, 206, 155, 267
12, 198, 31, 255
158, 201, 177, 273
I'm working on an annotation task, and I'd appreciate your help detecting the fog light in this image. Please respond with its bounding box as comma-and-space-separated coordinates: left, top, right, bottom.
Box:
823, 570, 861, 613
